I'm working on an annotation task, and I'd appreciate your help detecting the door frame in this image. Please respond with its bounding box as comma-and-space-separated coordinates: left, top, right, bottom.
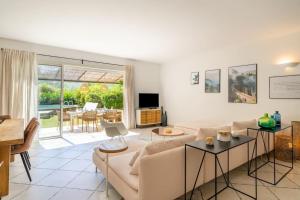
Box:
37, 64, 64, 139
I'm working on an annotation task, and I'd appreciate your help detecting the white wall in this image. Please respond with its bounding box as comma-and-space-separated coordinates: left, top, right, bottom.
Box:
161, 31, 300, 125
0, 38, 161, 108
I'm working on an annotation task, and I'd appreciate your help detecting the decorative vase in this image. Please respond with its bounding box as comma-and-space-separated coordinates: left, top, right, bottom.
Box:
273, 111, 281, 127
161, 106, 164, 126
258, 113, 276, 128
162, 111, 168, 127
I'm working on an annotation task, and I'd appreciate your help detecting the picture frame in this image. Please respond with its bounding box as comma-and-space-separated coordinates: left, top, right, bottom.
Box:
205, 69, 221, 93
269, 74, 300, 99
228, 64, 257, 104
191, 72, 199, 85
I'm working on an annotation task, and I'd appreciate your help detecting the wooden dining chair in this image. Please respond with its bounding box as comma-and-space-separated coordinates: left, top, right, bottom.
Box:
11, 118, 40, 182
82, 111, 98, 132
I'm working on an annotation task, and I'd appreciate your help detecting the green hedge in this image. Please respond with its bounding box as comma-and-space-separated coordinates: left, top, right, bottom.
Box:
39, 82, 123, 109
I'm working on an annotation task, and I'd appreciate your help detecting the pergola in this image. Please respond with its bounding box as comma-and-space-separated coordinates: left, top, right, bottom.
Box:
38, 65, 123, 83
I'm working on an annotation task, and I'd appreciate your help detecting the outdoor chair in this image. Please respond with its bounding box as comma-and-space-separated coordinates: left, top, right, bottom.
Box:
82, 111, 98, 132
57, 110, 71, 130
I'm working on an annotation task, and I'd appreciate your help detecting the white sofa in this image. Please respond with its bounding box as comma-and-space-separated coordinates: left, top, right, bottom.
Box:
93, 119, 273, 200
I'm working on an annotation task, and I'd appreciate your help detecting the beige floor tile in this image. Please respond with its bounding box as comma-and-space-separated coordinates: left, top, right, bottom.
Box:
13, 185, 60, 200
88, 190, 122, 200
9, 166, 25, 178
36, 149, 67, 158
83, 163, 98, 173
37, 170, 79, 187
10, 168, 54, 184
30, 157, 51, 167
269, 187, 300, 200
60, 159, 91, 171
260, 171, 299, 188
36, 158, 72, 169
232, 184, 278, 200
76, 150, 94, 160
66, 172, 103, 190
50, 188, 93, 200
2, 183, 30, 200
56, 150, 82, 159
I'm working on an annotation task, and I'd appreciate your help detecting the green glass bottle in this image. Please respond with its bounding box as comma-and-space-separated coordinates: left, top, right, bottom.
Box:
258, 113, 276, 128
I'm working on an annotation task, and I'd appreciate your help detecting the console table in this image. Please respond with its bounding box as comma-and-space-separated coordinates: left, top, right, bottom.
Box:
136, 108, 161, 127
247, 125, 293, 185
185, 135, 257, 200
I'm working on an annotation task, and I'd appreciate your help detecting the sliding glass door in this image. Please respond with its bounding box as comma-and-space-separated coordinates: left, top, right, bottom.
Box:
38, 65, 63, 139
37, 64, 124, 139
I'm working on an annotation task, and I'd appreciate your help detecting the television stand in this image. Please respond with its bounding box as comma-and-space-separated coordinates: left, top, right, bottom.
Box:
136, 108, 161, 128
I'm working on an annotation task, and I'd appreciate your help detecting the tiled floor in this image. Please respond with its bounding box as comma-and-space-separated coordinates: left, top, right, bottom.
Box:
3, 129, 300, 200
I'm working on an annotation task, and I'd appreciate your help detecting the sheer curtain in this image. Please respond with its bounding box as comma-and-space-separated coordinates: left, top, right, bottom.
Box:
123, 65, 135, 129
0, 49, 38, 124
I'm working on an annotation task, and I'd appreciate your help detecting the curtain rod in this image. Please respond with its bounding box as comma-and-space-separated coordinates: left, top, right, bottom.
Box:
1, 48, 126, 67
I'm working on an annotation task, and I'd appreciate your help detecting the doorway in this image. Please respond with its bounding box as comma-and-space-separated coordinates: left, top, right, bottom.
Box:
38, 64, 124, 139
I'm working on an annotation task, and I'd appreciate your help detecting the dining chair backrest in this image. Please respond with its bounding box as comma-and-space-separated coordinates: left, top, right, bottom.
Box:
23, 120, 40, 151
83, 102, 98, 111
82, 111, 97, 120
24, 117, 38, 136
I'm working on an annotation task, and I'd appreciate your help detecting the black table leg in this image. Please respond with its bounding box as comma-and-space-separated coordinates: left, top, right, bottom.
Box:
215, 154, 217, 200
185, 145, 186, 200
255, 137, 258, 199
189, 152, 206, 200
274, 130, 276, 184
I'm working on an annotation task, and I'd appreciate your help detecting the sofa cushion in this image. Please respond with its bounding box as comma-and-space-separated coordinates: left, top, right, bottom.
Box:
130, 134, 196, 175
109, 152, 139, 191
197, 126, 231, 140
129, 150, 140, 166
232, 119, 258, 131
94, 138, 146, 161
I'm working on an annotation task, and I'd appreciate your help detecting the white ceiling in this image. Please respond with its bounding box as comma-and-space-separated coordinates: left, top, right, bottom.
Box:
0, 0, 300, 63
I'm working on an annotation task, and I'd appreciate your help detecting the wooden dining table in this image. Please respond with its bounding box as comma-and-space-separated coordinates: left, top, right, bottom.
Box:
0, 119, 24, 198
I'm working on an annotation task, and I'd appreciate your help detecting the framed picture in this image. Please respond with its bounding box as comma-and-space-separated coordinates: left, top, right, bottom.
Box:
269, 75, 300, 99
191, 72, 199, 85
228, 64, 257, 104
205, 69, 221, 93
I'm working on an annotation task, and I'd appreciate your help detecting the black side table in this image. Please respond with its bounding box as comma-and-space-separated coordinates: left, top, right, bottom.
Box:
247, 125, 293, 185
185, 135, 257, 200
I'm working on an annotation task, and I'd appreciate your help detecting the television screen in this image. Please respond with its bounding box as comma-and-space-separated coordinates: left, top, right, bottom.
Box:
139, 93, 159, 108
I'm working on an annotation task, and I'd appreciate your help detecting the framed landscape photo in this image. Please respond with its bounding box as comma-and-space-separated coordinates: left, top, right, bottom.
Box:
191, 72, 199, 85
228, 64, 257, 104
205, 69, 220, 93
269, 75, 300, 99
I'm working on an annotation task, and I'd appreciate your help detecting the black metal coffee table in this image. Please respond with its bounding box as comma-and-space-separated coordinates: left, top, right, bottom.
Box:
185, 135, 257, 200
247, 125, 293, 185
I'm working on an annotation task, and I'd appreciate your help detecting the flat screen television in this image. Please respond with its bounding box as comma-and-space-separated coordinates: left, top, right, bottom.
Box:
139, 93, 159, 108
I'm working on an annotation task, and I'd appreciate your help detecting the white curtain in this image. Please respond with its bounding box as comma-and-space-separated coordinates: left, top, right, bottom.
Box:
0, 49, 38, 124
123, 65, 135, 129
